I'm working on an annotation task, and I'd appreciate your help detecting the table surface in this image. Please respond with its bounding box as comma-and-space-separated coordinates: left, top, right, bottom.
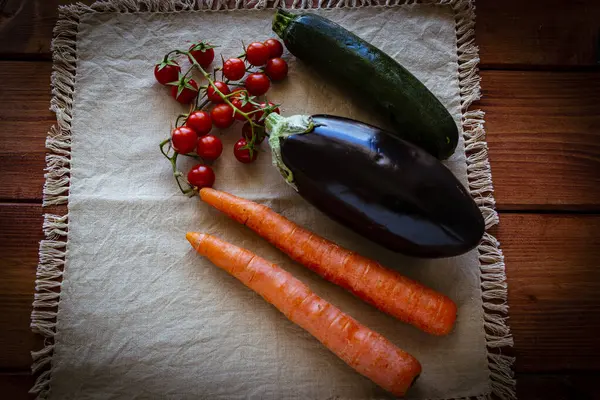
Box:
1, 0, 599, 398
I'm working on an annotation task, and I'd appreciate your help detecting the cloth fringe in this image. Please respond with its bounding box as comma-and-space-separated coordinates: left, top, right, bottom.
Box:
31, 3, 77, 396
454, 0, 516, 398
33, 1, 515, 399
29, 224, 68, 398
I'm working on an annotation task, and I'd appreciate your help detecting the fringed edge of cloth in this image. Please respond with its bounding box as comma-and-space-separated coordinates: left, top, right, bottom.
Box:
32, 1, 515, 399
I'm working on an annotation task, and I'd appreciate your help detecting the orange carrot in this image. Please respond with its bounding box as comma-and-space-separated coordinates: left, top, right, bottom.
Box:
187, 232, 421, 396
200, 188, 457, 336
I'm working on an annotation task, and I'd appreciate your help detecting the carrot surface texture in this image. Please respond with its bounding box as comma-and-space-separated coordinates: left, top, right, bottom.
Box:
187, 232, 422, 397
200, 188, 457, 336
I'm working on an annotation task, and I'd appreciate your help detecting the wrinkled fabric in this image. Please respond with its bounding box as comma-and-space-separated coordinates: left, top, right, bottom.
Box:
51, 6, 490, 399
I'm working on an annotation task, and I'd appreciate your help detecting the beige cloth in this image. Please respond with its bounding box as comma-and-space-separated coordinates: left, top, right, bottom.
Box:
49, 5, 493, 399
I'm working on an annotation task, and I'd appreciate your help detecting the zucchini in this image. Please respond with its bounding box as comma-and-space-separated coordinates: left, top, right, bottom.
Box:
266, 113, 484, 258
272, 10, 459, 160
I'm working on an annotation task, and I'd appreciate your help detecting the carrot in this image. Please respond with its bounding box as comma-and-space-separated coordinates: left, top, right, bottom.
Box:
199, 188, 457, 336
187, 232, 422, 396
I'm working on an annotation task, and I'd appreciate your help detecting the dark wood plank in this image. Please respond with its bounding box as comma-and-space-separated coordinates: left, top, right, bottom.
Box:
499, 214, 600, 372
476, 0, 600, 68
1, 371, 599, 400
1, 205, 599, 373
516, 373, 600, 400
1, 62, 599, 211
1, 0, 599, 67
0, 0, 89, 60
0, 373, 34, 400
0, 61, 53, 201
482, 70, 600, 211
2, 371, 599, 400
0, 204, 45, 369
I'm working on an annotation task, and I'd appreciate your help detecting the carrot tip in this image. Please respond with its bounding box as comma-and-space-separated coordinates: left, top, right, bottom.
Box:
186, 232, 202, 249
199, 187, 214, 199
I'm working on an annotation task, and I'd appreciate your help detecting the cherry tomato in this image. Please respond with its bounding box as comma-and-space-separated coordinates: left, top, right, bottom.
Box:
210, 104, 235, 129
254, 102, 280, 122
230, 87, 247, 97
231, 98, 255, 121
223, 58, 246, 81
229, 89, 255, 121
186, 111, 212, 136
171, 126, 197, 154
245, 73, 270, 96
188, 43, 215, 68
265, 58, 288, 81
196, 134, 223, 161
242, 122, 265, 144
187, 164, 215, 189
245, 42, 270, 66
170, 78, 199, 104
233, 138, 258, 164
264, 39, 284, 59
154, 60, 181, 85
206, 81, 230, 103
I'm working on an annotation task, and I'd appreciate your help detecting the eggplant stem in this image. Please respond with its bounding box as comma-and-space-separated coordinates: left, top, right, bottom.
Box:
264, 113, 314, 190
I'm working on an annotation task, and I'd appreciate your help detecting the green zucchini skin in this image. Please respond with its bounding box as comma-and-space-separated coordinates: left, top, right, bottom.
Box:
272, 10, 459, 160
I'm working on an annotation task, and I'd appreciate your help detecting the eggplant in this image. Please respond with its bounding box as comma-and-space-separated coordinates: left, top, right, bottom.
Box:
265, 113, 484, 258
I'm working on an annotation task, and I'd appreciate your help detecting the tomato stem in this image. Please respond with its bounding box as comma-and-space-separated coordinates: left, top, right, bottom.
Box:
163, 49, 179, 62
190, 56, 256, 126
175, 114, 188, 127
160, 43, 278, 196
196, 97, 210, 110
182, 64, 195, 79
159, 138, 197, 197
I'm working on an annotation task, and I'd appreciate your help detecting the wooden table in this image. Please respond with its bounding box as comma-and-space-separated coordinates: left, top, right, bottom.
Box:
1, 1, 599, 398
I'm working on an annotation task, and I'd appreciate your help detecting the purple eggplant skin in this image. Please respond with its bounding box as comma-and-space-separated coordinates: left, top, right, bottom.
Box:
279, 115, 485, 258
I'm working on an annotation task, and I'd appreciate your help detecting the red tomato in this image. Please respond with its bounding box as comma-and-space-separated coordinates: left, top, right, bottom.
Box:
230, 87, 247, 97
210, 104, 235, 129
233, 138, 258, 164
196, 134, 223, 161
245, 42, 270, 66
264, 39, 284, 59
242, 122, 265, 144
223, 58, 246, 81
206, 81, 230, 103
245, 73, 270, 96
187, 164, 215, 189
171, 126, 197, 154
154, 61, 181, 85
265, 58, 288, 81
186, 111, 212, 136
231, 98, 255, 121
254, 102, 280, 122
188, 43, 215, 68
170, 78, 199, 104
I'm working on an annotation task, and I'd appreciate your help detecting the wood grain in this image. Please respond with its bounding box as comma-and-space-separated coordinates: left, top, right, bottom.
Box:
476, 0, 600, 68
0, 61, 53, 201
1, 205, 599, 373
1, 0, 599, 67
0, 0, 88, 60
0, 204, 44, 369
1, 62, 598, 211
0, 374, 35, 400
481, 70, 600, 211
499, 214, 600, 372
516, 373, 600, 400
1, 0, 599, 397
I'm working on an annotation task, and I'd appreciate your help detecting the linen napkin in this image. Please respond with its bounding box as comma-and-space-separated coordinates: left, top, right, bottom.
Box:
31, 1, 516, 399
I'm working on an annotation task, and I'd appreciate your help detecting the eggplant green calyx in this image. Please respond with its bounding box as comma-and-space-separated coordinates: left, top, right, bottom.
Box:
265, 113, 314, 188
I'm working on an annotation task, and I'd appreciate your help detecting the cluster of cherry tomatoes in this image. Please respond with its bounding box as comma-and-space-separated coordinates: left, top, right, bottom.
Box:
154, 38, 288, 193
